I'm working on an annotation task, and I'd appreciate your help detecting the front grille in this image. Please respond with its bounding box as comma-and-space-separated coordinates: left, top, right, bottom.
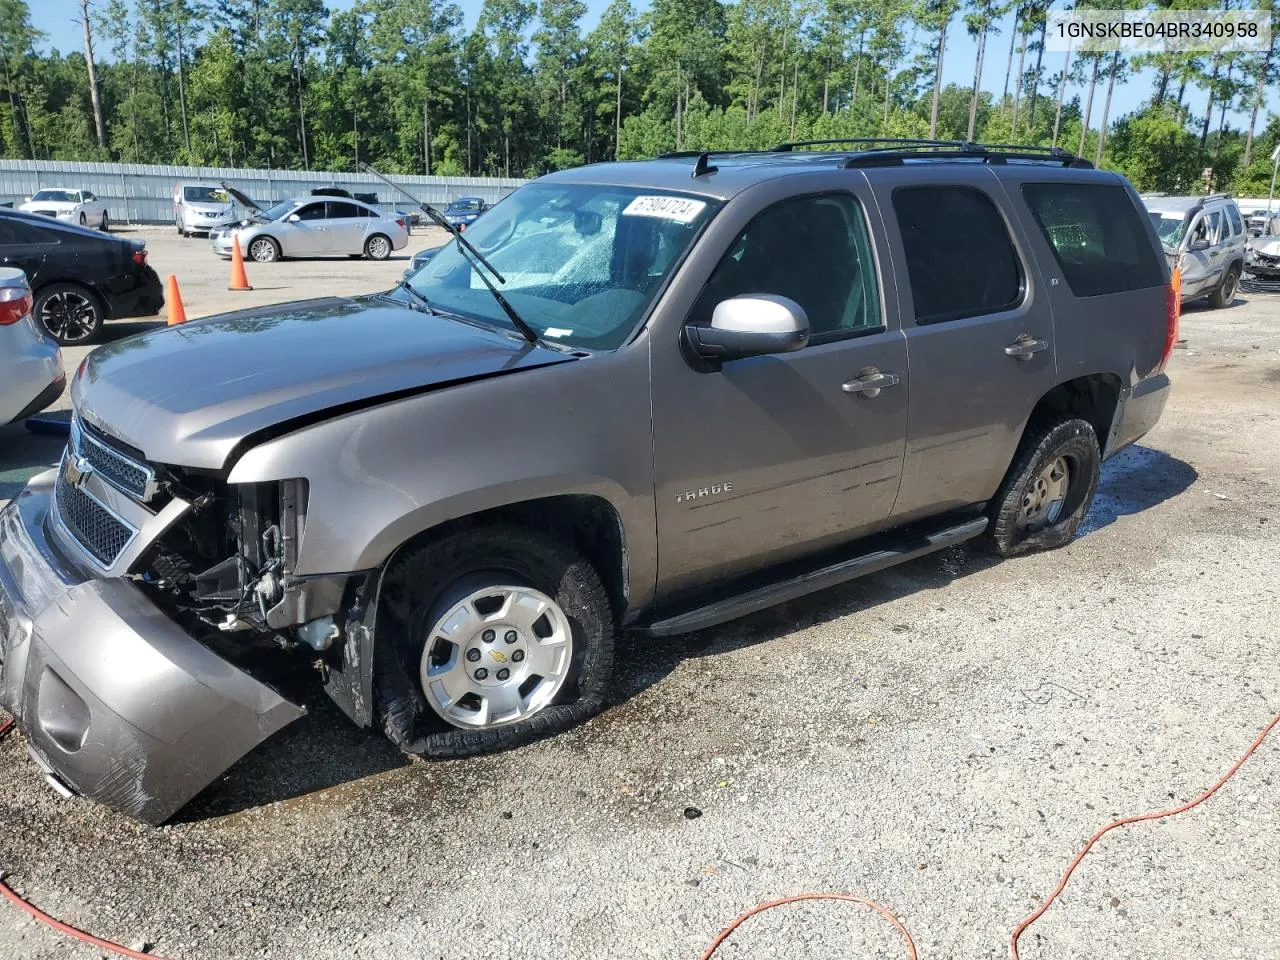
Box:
32, 210, 57, 218
75, 421, 155, 501
55, 470, 136, 567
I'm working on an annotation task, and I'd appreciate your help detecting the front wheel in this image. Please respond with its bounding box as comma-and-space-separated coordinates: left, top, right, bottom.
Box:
364, 233, 392, 260
1208, 265, 1239, 309
78, 213, 87, 227
99, 211, 109, 232
247, 236, 280, 263
376, 525, 616, 758
33, 283, 105, 345
981, 418, 1101, 557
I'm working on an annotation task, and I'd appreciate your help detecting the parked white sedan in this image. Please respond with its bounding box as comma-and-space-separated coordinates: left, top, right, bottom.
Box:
210, 192, 409, 262
19, 188, 110, 231
0, 268, 64, 426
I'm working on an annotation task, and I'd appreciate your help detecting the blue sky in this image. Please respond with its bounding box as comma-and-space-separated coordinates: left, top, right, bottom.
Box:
35, 0, 1258, 130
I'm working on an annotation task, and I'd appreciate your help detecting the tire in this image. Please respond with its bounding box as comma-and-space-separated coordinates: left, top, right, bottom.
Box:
247, 236, 280, 263
364, 233, 392, 260
33, 283, 105, 346
1208, 265, 1239, 309
375, 524, 616, 759
78, 213, 87, 227
980, 418, 1101, 558
99, 211, 109, 232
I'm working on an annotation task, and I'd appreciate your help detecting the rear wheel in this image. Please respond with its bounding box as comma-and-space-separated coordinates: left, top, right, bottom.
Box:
99, 211, 109, 232
376, 525, 616, 758
981, 418, 1101, 557
33, 283, 104, 346
364, 233, 392, 260
247, 236, 280, 263
1208, 265, 1239, 308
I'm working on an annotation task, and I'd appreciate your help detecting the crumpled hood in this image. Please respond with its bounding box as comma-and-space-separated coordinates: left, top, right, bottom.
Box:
1252, 237, 1280, 256
73, 296, 575, 470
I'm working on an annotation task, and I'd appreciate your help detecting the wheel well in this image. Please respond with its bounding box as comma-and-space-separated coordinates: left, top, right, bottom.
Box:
1026, 374, 1122, 455
383, 495, 628, 622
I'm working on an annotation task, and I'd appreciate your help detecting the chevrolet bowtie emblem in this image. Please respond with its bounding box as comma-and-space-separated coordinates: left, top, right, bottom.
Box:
64, 455, 94, 490
489, 650, 509, 664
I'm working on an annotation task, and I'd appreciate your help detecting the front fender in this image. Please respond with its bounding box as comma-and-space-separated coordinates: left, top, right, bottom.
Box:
227, 347, 658, 611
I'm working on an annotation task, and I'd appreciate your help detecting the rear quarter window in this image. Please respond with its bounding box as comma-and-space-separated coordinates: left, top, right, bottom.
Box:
1226, 204, 1244, 236
1021, 182, 1164, 297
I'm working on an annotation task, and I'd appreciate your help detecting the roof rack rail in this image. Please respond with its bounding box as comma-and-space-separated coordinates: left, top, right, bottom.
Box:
771, 137, 971, 152
1199, 192, 1231, 201
657, 139, 1094, 171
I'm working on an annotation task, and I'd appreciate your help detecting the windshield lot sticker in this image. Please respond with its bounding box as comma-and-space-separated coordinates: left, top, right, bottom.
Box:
622, 196, 707, 223
544, 328, 574, 338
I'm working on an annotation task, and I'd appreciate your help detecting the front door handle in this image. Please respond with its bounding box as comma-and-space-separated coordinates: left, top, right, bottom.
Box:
842, 369, 901, 398
1004, 335, 1049, 361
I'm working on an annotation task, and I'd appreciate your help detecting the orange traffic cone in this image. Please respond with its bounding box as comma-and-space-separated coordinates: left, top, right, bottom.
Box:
228, 232, 253, 291
166, 274, 187, 325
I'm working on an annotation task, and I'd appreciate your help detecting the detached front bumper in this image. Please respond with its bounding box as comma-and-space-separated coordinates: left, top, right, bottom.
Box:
0, 472, 305, 824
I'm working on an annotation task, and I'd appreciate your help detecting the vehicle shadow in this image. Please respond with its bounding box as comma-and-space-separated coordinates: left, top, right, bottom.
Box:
179, 445, 1196, 820
102, 319, 166, 342
1077, 444, 1198, 536
0, 425, 67, 500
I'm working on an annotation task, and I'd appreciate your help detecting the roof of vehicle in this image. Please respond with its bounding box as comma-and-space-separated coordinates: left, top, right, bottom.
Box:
1143, 194, 1236, 214
449, 197, 485, 204
30, 187, 81, 193
540, 139, 1110, 201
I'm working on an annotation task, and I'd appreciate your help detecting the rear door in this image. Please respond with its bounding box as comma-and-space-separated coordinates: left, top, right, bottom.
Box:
867, 167, 1060, 525
325, 201, 370, 253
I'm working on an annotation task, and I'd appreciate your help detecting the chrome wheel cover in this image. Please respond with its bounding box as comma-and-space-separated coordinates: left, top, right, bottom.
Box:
248, 238, 277, 262
419, 584, 573, 730
39, 291, 98, 343
367, 235, 390, 259
1016, 456, 1070, 533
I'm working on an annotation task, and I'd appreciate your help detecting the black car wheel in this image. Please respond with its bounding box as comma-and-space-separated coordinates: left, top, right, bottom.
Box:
34, 283, 105, 345
78, 213, 87, 227
248, 236, 281, 263
100, 211, 109, 232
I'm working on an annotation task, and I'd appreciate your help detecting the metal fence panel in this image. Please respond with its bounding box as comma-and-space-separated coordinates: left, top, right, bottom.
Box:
0, 160, 529, 224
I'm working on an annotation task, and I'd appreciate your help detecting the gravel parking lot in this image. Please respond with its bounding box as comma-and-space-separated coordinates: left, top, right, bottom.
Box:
1, 279, 1279, 959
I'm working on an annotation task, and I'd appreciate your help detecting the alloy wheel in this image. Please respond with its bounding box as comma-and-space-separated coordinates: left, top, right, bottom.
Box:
1016, 455, 1071, 533
419, 584, 574, 730
248, 238, 278, 262
366, 235, 391, 259
39, 291, 98, 344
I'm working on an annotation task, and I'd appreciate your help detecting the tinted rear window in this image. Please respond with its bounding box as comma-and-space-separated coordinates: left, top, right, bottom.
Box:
1022, 183, 1164, 297
892, 186, 1023, 324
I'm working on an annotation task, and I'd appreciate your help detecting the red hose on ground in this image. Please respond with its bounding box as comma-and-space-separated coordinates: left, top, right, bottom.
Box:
700, 710, 1280, 959
2, 712, 1278, 960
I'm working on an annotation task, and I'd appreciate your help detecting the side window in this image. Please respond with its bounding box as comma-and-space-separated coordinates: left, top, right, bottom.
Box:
1207, 210, 1223, 244
1021, 182, 1164, 297
327, 201, 362, 219
892, 185, 1022, 324
1226, 204, 1243, 237
360, 206, 379, 217
294, 203, 327, 221
691, 193, 882, 342
82, 191, 95, 201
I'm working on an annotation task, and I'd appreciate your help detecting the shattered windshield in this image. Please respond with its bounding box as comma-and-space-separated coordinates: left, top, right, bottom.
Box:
407, 184, 717, 351
1149, 211, 1189, 247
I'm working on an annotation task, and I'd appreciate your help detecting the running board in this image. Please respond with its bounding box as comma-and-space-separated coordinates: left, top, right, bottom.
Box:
638, 516, 988, 637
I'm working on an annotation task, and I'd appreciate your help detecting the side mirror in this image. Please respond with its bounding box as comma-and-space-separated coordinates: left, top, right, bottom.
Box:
685, 295, 809, 364
286, 213, 301, 223
1188, 238, 1210, 252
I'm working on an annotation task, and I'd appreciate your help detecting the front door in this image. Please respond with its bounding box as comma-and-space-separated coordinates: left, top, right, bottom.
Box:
284, 201, 330, 256
867, 169, 1060, 524
1179, 208, 1222, 298
651, 188, 909, 601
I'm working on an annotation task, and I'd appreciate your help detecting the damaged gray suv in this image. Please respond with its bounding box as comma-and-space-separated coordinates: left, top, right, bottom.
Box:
0, 141, 1176, 823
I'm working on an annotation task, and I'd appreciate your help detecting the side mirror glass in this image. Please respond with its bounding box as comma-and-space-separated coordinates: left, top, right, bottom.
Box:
1188, 238, 1210, 252
685, 294, 809, 364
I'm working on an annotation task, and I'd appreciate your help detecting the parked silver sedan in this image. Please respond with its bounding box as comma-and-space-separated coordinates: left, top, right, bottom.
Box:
210, 192, 409, 263
0, 268, 64, 426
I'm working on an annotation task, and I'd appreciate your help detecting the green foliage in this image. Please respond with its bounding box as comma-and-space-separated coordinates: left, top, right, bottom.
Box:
0, 0, 1271, 193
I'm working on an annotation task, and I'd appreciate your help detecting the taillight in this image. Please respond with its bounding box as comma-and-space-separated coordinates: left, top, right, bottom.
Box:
132, 249, 148, 266
1158, 266, 1181, 373
395, 218, 406, 228
0, 281, 32, 326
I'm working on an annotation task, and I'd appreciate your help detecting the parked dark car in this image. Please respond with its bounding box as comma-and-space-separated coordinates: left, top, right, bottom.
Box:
0, 208, 163, 345
443, 196, 488, 229
311, 186, 379, 206
402, 244, 444, 278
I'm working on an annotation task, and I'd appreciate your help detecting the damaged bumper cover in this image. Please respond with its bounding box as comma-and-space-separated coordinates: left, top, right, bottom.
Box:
0, 471, 305, 824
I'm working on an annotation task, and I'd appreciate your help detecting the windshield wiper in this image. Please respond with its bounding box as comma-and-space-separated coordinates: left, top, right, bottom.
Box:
360, 163, 543, 348
394, 278, 434, 314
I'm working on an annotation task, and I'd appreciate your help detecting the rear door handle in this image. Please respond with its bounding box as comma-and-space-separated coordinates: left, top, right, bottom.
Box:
842, 369, 901, 398
1004, 335, 1049, 361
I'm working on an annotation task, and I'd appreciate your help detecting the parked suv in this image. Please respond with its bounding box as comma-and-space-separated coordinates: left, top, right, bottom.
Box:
0, 141, 1175, 823
1143, 193, 1247, 307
